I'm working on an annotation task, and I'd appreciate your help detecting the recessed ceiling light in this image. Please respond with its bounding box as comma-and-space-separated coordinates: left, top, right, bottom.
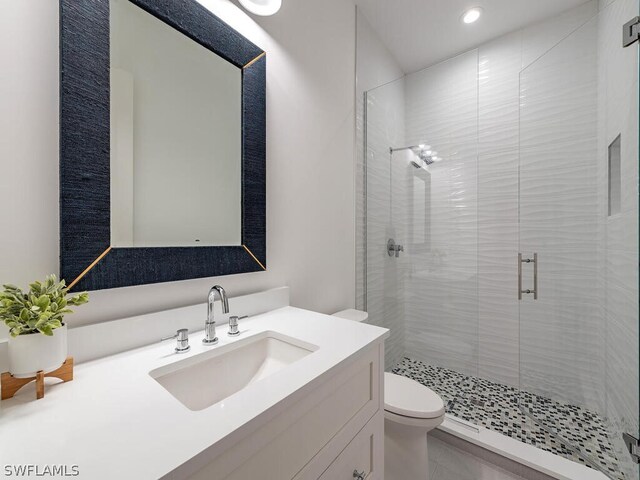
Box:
462, 7, 483, 24
239, 0, 282, 16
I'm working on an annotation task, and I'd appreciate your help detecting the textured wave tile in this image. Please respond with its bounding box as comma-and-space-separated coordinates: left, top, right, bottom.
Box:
478, 33, 522, 154
521, 0, 598, 70
477, 151, 519, 387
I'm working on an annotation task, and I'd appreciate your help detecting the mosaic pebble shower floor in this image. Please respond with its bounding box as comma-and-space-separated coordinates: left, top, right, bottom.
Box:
391, 357, 627, 479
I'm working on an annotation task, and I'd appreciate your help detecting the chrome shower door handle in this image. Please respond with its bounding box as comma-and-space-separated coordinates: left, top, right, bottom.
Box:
533, 252, 538, 300
518, 253, 523, 300
518, 253, 538, 300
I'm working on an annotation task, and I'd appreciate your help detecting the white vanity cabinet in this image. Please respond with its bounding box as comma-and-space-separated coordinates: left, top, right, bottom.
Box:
1, 302, 388, 480
186, 342, 385, 480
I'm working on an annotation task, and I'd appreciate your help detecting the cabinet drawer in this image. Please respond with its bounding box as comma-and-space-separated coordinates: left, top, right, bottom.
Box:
319, 414, 383, 480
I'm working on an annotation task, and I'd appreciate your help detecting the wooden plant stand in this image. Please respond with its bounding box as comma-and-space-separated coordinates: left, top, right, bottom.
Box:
1, 356, 74, 400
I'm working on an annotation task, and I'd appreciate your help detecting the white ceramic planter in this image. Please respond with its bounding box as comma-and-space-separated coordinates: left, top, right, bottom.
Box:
8, 325, 68, 378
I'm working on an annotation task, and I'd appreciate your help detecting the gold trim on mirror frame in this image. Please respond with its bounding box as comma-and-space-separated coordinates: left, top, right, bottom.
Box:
243, 51, 266, 69
68, 244, 264, 291
243, 245, 266, 271
67, 246, 113, 291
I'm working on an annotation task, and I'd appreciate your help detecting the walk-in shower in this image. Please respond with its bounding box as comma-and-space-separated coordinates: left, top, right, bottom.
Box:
357, 1, 639, 478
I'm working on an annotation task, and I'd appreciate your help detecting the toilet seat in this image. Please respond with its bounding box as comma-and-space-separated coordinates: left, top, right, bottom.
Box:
384, 409, 445, 429
384, 372, 445, 420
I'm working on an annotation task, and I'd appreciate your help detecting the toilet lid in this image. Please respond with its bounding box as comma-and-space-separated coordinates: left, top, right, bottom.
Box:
384, 373, 445, 419
332, 309, 369, 322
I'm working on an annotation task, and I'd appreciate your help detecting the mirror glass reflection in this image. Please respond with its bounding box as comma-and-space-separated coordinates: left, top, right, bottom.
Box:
109, 0, 242, 247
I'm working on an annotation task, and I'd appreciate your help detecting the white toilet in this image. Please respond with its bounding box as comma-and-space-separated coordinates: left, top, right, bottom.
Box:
333, 310, 446, 480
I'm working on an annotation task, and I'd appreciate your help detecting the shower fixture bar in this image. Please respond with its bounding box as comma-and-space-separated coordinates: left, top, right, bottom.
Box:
390, 145, 422, 154
389, 144, 431, 155
390, 144, 441, 167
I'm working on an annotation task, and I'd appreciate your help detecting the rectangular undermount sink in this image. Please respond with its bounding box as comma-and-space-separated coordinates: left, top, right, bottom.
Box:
150, 331, 317, 411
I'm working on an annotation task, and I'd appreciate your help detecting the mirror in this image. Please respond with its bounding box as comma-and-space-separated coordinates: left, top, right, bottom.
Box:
60, 0, 266, 291
110, 0, 242, 247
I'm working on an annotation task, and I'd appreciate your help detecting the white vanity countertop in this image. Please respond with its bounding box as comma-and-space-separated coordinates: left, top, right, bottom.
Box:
0, 306, 388, 480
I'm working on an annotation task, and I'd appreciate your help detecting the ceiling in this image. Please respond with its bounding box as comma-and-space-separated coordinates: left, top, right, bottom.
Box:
355, 0, 591, 73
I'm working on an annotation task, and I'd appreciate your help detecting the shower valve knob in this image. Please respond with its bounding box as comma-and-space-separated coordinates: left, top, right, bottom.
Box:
387, 239, 404, 258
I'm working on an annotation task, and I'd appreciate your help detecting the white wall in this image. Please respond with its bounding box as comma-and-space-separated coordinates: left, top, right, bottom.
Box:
0, 0, 357, 334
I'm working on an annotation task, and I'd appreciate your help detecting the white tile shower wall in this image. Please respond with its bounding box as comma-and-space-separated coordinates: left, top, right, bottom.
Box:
520, 1, 598, 70
404, 50, 480, 377
0, 0, 357, 338
356, 11, 406, 369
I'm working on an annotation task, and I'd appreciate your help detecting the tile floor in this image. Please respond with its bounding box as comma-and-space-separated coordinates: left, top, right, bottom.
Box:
428, 435, 528, 480
392, 357, 628, 480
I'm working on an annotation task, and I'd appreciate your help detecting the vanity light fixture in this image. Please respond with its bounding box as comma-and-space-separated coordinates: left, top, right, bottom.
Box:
462, 7, 483, 24
239, 0, 282, 16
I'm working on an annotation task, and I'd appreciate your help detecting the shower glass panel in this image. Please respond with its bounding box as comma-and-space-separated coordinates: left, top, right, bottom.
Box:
402, 51, 480, 381
363, 60, 480, 378
359, 1, 639, 477
363, 80, 416, 371
518, 3, 638, 478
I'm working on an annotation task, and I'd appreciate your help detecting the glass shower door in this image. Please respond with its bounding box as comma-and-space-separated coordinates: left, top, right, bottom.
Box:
518, 3, 639, 478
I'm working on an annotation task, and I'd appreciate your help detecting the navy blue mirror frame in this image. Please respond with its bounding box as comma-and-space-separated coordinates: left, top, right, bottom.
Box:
60, 0, 266, 291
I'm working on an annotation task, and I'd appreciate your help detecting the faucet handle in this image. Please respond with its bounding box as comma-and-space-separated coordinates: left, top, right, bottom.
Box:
228, 315, 248, 337
161, 328, 191, 354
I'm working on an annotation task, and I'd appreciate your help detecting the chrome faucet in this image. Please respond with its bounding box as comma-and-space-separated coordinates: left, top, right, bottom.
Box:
203, 285, 229, 345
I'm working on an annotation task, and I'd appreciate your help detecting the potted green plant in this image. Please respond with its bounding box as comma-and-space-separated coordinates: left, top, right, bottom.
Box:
0, 275, 88, 378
